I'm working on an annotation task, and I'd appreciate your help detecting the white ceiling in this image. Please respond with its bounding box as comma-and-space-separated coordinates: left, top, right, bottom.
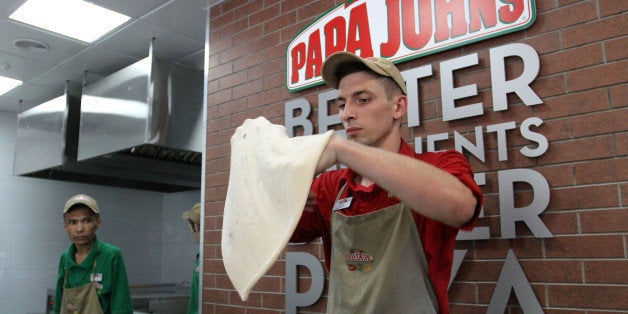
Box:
0, 0, 217, 112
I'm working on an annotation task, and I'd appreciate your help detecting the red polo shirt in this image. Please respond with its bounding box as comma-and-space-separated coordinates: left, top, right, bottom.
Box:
291, 140, 483, 313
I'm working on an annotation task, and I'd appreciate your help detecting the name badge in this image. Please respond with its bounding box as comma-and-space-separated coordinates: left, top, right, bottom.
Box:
333, 197, 353, 211
91, 273, 103, 282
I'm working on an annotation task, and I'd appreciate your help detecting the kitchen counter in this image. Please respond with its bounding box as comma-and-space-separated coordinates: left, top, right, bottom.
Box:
131, 283, 190, 314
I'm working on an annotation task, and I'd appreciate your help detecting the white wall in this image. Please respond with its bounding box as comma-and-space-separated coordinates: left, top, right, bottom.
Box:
0, 110, 200, 314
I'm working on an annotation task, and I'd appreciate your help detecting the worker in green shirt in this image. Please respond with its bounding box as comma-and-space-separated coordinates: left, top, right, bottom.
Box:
53, 194, 133, 314
181, 203, 201, 314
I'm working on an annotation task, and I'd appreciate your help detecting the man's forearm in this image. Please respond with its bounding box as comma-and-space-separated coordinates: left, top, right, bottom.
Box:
322, 136, 477, 226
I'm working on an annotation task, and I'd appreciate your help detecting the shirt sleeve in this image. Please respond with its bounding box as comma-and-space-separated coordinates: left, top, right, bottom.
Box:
109, 250, 133, 314
419, 150, 483, 230
290, 187, 325, 243
289, 172, 337, 243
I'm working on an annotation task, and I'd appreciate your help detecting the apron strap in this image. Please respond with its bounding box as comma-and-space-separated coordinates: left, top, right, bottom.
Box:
333, 182, 348, 204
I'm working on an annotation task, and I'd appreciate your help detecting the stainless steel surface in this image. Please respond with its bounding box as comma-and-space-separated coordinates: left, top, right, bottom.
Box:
13, 49, 203, 192
78, 57, 151, 161
131, 283, 190, 314
78, 51, 203, 162
13, 82, 80, 175
5, 0, 214, 192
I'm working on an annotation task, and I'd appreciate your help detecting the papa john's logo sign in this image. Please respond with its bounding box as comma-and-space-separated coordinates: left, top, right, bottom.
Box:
286, 0, 537, 92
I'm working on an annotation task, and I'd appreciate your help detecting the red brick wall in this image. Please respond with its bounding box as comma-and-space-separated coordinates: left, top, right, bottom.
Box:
203, 0, 627, 312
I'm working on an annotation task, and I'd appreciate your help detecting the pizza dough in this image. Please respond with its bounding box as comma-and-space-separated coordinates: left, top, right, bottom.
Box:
222, 116, 333, 301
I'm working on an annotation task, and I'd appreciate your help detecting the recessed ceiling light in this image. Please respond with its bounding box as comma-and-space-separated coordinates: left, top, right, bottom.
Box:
0, 76, 23, 96
9, 0, 131, 43
13, 38, 49, 52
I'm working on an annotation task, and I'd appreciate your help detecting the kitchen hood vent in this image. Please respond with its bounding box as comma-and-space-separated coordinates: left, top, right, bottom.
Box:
14, 83, 81, 178
14, 46, 204, 192
122, 144, 202, 165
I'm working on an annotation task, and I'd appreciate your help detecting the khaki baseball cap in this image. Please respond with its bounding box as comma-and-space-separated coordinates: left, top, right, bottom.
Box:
182, 203, 201, 224
64, 194, 99, 214
321, 51, 407, 95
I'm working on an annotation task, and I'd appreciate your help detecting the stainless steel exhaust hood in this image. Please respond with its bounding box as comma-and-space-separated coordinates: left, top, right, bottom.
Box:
14, 83, 81, 177
14, 50, 203, 192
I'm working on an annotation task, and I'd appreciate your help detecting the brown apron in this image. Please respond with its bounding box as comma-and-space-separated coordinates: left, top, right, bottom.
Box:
327, 184, 439, 313
60, 260, 103, 314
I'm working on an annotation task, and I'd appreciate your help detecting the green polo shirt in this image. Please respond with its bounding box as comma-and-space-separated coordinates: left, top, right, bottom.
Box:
53, 237, 133, 314
187, 254, 200, 314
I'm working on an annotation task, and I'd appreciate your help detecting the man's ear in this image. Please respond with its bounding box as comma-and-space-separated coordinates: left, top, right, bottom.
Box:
392, 94, 407, 120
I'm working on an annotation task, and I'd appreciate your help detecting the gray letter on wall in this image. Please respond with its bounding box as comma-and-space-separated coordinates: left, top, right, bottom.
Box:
285, 98, 313, 137
490, 43, 542, 111
499, 168, 553, 239
487, 250, 543, 313
286, 252, 325, 314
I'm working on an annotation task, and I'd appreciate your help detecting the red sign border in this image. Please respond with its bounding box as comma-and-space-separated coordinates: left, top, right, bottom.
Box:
286, 0, 537, 93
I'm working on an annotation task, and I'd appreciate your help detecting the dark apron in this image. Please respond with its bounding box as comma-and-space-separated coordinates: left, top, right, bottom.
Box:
327, 184, 439, 313
60, 260, 103, 314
